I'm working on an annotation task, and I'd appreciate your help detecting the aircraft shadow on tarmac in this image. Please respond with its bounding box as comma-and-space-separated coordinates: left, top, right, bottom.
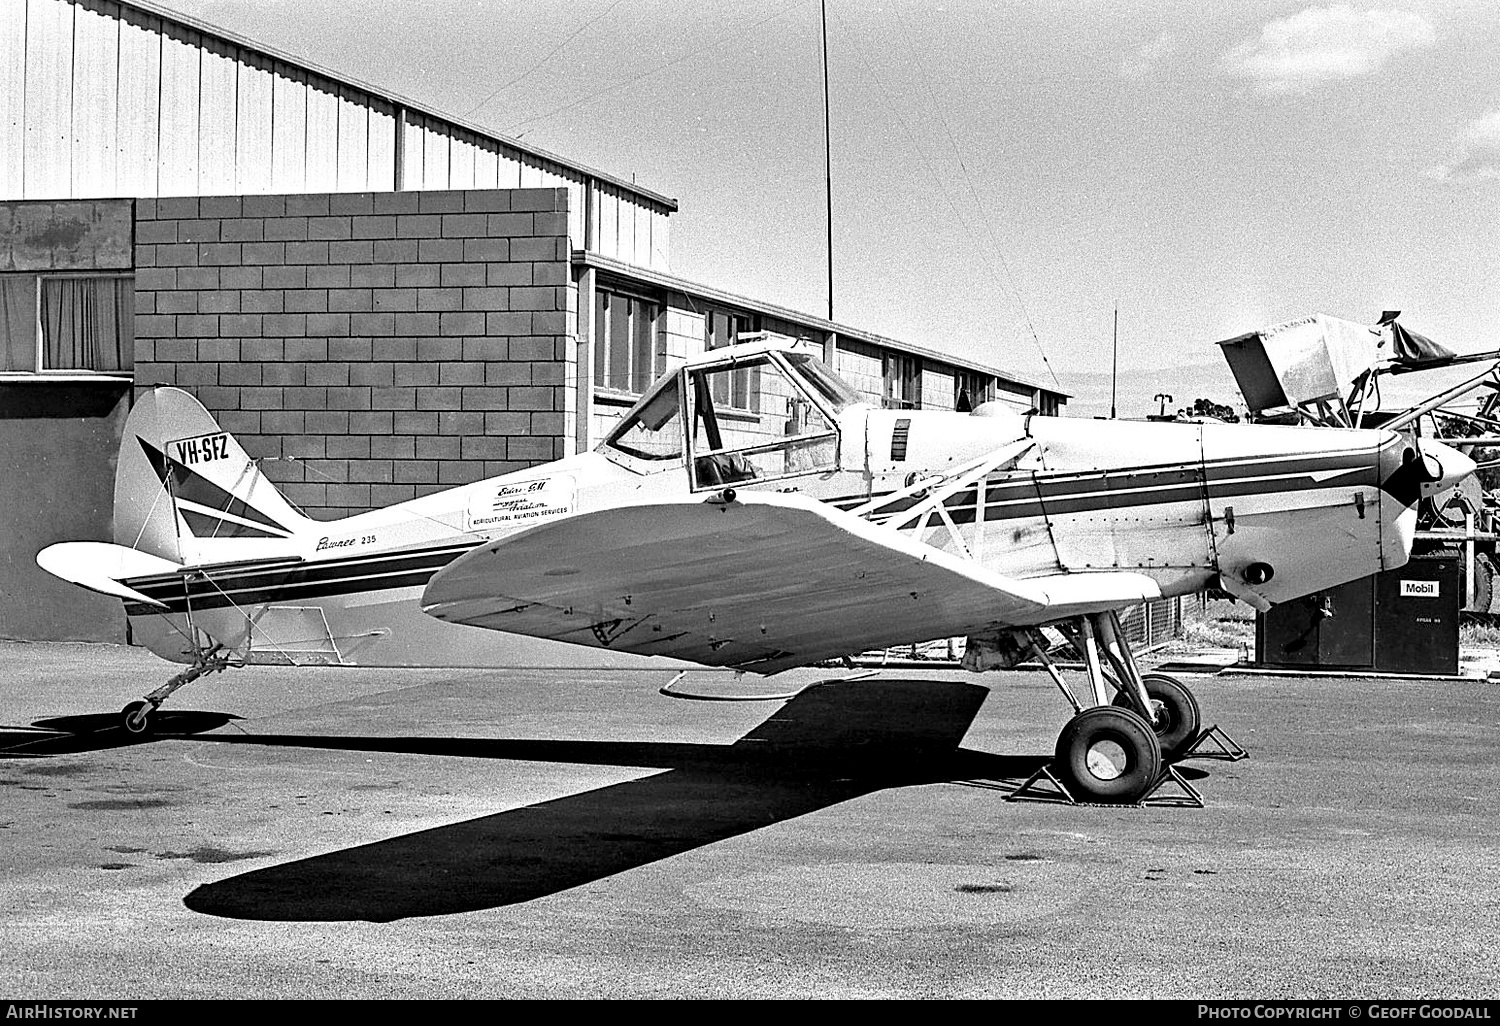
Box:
175, 678, 1048, 922
0, 711, 239, 757
3, 680, 1213, 921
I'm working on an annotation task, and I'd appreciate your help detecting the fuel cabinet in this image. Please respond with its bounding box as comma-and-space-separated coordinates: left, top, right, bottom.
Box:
1255, 551, 1462, 675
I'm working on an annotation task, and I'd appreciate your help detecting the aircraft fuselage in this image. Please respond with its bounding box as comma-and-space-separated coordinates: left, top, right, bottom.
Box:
117, 384, 1442, 671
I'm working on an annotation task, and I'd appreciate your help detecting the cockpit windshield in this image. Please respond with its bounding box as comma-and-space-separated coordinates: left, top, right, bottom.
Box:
601, 348, 864, 484
781, 352, 862, 412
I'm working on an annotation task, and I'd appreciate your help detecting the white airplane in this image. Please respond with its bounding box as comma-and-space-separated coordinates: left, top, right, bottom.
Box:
36, 336, 1474, 803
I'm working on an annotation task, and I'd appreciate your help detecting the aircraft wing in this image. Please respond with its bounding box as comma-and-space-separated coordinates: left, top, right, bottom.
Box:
420, 491, 1161, 674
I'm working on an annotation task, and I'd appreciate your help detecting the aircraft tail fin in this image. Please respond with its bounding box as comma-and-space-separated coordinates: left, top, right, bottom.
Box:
114, 387, 313, 563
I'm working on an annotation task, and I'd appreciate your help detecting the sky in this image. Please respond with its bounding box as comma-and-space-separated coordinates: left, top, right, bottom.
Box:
165, 0, 1500, 417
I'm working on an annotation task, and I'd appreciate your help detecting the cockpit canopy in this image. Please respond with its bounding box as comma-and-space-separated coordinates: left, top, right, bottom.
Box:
600, 341, 864, 490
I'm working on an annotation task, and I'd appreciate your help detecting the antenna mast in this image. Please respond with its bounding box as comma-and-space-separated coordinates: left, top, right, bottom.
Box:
1110, 303, 1119, 419
821, 0, 834, 321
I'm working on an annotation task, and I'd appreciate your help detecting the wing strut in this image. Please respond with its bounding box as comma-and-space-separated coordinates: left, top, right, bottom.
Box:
850, 437, 1036, 558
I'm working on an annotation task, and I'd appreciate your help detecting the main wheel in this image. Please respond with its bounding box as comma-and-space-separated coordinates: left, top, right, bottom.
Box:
1113, 673, 1201, 762
1054, 706, 1163, 804
121, 700, 154, 735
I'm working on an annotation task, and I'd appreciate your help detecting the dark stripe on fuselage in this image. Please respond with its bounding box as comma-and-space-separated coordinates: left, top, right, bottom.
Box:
123, 448, 1394, 617
873, 452, 1381, 527
926, 470, 1374, 526
857, 449, 1379, 521
127, 543, 473, 594
124, 544, 475, 615
125, 568, 447, 616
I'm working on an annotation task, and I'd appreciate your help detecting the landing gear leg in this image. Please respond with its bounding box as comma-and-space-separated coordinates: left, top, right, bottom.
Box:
119, 644, 232, 734
1088, 610, 1203, 762
1012, 612, 1214, 805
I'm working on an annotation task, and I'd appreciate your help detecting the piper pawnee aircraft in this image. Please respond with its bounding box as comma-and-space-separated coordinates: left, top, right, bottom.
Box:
37, 336, 1475, 803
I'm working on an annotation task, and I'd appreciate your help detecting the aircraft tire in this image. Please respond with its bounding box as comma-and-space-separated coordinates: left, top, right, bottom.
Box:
1113, 673, 1201, 762
1054, 706, 1162, 804
121, 700, 153, 735
1472, 553, 1494, 614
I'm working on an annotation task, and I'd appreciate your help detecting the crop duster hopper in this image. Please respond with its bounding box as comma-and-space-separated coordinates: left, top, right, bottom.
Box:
37, 338, 1474, 803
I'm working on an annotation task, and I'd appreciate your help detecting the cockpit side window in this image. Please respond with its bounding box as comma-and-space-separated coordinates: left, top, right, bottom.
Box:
602, 375, 684, 462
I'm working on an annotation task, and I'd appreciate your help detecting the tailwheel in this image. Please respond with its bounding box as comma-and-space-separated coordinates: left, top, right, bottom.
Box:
1113, 672, 1201, 762
1054, 706, 1163, 804
121, 699, 155, 735
119, 643, 232, 736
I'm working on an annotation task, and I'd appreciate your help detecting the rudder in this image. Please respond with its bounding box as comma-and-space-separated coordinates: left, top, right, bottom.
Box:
115, 387, 312, 563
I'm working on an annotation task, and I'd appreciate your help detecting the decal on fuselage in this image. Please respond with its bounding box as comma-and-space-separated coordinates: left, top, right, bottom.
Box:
168, 432, 231, 466
466, 475, 576, 531
316, 534, 377, 552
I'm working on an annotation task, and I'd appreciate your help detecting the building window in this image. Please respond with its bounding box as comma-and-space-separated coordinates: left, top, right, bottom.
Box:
704, 309, 758, 410
594, 287, 661, 394
954, 370, 993, 412
0, 273, 134, 374
883, 352, 921, 409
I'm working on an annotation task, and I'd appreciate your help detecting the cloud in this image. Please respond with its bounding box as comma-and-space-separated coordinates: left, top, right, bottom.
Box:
1222, 5, 1435, 94
1120, 32, 1181, 80
1426, 110, 1500, 184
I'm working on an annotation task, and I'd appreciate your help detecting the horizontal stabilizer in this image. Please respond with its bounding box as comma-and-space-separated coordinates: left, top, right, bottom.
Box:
36, 542, 183, 608
421, 491, 1161, 674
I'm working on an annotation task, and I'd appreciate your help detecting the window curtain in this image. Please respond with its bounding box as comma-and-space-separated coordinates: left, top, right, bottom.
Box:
0, 275, 38, 372
40, 277, 134, 372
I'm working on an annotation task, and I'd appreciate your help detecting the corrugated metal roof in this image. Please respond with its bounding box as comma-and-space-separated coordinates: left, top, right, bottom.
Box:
112, 0, 679, 212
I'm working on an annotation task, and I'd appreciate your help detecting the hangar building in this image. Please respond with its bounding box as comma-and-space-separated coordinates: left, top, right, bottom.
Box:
0, 0, 1068, 642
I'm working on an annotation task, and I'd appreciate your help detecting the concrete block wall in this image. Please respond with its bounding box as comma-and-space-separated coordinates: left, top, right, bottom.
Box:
990, 383, 1039, 414
131, 188, 573, 519
663, 304, 701, 367
836, 340, 885, 407
921, 367, 954, 411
